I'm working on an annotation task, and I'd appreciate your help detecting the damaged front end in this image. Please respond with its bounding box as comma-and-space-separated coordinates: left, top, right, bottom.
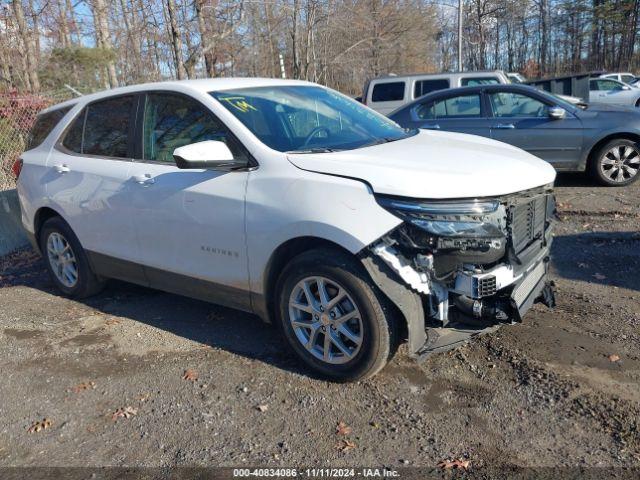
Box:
361, 185, 556, 359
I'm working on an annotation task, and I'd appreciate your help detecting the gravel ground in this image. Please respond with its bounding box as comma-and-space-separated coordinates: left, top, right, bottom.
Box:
0, 173, 638, 474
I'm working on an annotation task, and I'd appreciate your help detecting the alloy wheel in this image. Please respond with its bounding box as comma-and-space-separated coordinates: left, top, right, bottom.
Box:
288, 276, 363, 364
600, 144, 640, 183
46, 232, 79, 288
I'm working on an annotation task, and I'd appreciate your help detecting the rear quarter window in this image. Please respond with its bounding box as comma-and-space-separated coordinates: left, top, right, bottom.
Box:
371, 82, 405, 102
27, 106, 72, 149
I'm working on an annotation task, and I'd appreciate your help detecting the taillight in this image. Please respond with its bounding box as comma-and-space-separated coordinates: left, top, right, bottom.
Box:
12, 158, 23, 179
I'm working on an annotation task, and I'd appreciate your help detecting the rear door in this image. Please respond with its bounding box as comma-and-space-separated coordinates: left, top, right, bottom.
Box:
46, 94, 145, 282
410, 91, 491, 137
488, 90, 583, 168
126, 91, 251, 309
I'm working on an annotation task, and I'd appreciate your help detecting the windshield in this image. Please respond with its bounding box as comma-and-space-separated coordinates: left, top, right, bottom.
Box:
210, 86, 416, 153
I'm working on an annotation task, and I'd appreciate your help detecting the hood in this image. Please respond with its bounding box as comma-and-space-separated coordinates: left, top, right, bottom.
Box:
584, 103, 639, 113
287, 130, 556, 199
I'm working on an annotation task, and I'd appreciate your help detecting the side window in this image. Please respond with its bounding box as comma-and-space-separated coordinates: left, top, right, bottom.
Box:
489, 92, 548, 118
416, 94, 481, 119
83, 96, 135, 158
142, 93, 243, 163
28, 106, 72, 150
597, 80, 623, 91
622, 75, 635, 84
414, 79, 449, 98
371, 82, 405, 102
461, 77, 500, 86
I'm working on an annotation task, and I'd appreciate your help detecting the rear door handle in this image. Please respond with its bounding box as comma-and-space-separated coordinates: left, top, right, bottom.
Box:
495, 123, 515, 129
422, 123, 440, 130
54, 164, 70, 174
133, 174, 155, 185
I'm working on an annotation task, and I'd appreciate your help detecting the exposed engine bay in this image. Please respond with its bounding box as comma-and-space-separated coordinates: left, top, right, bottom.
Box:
362, 185, 557, 358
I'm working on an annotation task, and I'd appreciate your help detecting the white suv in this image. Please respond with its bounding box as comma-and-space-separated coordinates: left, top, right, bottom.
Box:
17, 78, 557, 381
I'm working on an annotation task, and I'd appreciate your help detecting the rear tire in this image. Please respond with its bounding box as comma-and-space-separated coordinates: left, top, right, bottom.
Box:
39, 216, 105, 298
590, 139, 640, 186
275, 248, 397, 382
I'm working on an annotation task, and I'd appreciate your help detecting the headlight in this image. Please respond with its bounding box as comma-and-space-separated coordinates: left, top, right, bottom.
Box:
376, 196, 505, 239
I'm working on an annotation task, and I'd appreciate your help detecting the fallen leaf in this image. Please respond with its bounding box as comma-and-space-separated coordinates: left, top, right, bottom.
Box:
336, 421, 352, 436
27, 418, 52, 433
72, 381, 96, 393
608, 354, 621, 362
256, 404, 269, 412
438, 459, 470, 470
183, 369, 198, 381
335, 439, 357, 452
593, 273, 606, 280
369, 421, 380, 428
136, 393, 151, 402
105, 318, 121, 326
111, 406, 138, 421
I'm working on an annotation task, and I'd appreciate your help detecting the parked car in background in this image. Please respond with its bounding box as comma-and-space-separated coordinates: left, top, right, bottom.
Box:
600, 72, 638, 85
17, 78, 557, 381
389, 84, 640, 186
589, 78, 640, 107
364, 70, 584, 114
508, 73, 527, 83
363, 71, 509, 114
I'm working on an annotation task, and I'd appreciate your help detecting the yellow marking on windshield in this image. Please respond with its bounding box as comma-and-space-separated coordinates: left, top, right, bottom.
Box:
219, 96, 258, 113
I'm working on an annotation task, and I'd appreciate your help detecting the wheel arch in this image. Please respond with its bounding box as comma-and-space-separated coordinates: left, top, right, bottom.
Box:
32, 206, 64, 253
258, 235, 411, 352
259, 236, 355, 323
586, 132, 640, 169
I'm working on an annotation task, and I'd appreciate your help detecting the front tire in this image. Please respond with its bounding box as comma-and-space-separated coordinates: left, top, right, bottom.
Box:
590, 139, 640, 186
275, 248, 397, 382
39, 216, 105, 298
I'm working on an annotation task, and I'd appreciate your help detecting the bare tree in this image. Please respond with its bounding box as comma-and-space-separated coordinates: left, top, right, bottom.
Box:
12, 0, 39, 91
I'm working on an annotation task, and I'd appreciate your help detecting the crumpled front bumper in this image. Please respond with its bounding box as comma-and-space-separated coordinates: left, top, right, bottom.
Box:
360, 222, 555, 359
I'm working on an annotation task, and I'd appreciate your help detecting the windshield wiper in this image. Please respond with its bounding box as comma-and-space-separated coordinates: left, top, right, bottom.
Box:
286, 147, 340, 154
359, 137, 398, 148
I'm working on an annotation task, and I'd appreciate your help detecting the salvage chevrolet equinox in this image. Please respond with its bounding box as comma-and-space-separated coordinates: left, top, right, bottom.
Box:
17, 78, 556, 381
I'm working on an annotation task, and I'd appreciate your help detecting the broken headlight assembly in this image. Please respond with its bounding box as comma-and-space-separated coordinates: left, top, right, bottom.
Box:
376, 195, 508, 270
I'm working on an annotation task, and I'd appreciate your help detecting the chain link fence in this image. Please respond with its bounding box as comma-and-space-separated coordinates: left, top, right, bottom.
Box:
0, 88, 83, 191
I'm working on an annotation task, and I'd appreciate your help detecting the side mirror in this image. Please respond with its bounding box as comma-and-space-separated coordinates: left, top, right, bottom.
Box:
173, 140, 243, 170
622, 85, 631, 91
548, 106, 566, 120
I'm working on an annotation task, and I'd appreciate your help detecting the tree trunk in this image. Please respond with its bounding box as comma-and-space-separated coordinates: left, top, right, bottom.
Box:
12, 0, 39, 91
90, 0, 118, 88
195, 0, 216, 78
166, 0, 187, 80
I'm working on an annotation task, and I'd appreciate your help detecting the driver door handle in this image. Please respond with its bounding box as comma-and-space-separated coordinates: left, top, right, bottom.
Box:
495, 123, 515, 129
133, 174, 155, 185
53, 164, 70, 174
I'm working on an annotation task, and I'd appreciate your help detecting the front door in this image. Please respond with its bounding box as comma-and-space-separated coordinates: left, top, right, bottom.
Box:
488, 91, 583, 168
127, 91, 250, 309
589, 79, 636, 105
411, 92, 491, 137
46, 94, 145, 282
